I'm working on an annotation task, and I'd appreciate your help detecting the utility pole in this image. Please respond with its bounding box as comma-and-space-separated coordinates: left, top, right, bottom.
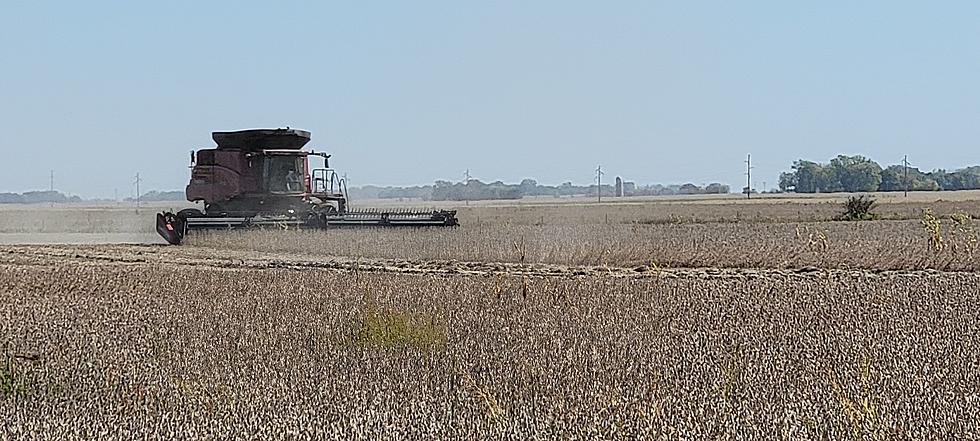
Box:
903, 155, 910, 197
596, 165, 604, 203
134, 173, 142, 212
462, 169, 473, 206
745, 154, 753, 199
49, 170, 55, 207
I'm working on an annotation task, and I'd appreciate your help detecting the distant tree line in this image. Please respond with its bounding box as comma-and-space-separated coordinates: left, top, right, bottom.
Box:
630, 182, 730, 196
347, 181, 527, 201
347, 178, 731, 201
779, 155, 980, 193
125, 190, 185, 202
0, 191, 82, 204
0, 190, 188, 204
433, 180, 522, 200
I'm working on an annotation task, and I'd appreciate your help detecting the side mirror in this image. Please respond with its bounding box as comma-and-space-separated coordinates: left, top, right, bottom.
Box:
190, 150, 196, 166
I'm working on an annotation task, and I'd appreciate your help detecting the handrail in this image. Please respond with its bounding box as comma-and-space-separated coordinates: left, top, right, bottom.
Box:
311, 168, 345, 195
339, 177, 349, 208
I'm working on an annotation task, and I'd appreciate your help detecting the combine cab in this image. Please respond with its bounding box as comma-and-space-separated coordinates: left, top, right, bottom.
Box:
156, 128, 458, 245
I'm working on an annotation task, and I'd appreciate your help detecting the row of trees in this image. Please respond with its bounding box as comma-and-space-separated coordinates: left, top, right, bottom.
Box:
127, 190, 184, 202
779, 155, 980, 193
349, 179, 731, 201
631, 182, 730, 196
0, 190, 186, 204
432, 180, 522, 201
0, 191, 82, 204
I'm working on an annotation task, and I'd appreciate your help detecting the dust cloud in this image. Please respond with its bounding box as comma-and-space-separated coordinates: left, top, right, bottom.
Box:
0, 203, 172, 245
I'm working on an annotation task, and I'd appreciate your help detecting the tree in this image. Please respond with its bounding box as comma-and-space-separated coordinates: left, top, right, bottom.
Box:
880, 165, 938, 192
518, 179, 538, 195
778, 172, 797, 192
780, 156, 980, 193
678, 183, 702, 194
0, 193, 25, 204
941, 166, 980, 190
782, 156, 881, 193
704, 183, 730, 194
21, 191, 69, 204
789, 160, 836, 193
829, 155, 882, 192
964, 167, 980, 189
930, 168, 980, 191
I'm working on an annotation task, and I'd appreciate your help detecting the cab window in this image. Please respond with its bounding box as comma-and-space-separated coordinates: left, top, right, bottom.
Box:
263, 156, 305, 192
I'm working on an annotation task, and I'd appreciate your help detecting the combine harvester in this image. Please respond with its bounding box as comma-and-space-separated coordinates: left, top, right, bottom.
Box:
156, 128, 458, 245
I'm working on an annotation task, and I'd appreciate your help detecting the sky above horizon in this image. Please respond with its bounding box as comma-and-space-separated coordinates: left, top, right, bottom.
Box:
1, 1, 978, 198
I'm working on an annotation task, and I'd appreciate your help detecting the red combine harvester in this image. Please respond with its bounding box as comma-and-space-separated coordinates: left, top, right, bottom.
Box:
156, 128, 458, 245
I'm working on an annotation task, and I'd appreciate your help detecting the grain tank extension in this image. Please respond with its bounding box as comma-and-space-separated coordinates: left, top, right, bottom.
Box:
156, 128, 458, 245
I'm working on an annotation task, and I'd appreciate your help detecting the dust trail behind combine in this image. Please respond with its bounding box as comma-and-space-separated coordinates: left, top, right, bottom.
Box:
0, 204, 176, 245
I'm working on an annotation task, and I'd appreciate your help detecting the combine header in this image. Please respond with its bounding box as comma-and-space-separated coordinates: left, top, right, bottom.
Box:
156, 128, 458, 245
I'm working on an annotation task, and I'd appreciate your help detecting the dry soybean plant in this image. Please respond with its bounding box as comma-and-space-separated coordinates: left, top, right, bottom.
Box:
2, 259, 979, 439
188, 219, 980, 271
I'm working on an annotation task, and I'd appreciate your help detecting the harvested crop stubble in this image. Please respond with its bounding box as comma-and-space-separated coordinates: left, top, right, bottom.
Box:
188, 219, 980, 271
2, 195, 979, 234
2, 261, 978, 439
451, 198, 980, 225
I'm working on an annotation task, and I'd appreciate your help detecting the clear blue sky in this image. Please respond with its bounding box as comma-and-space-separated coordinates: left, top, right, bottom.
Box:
1, 1, 978, 198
